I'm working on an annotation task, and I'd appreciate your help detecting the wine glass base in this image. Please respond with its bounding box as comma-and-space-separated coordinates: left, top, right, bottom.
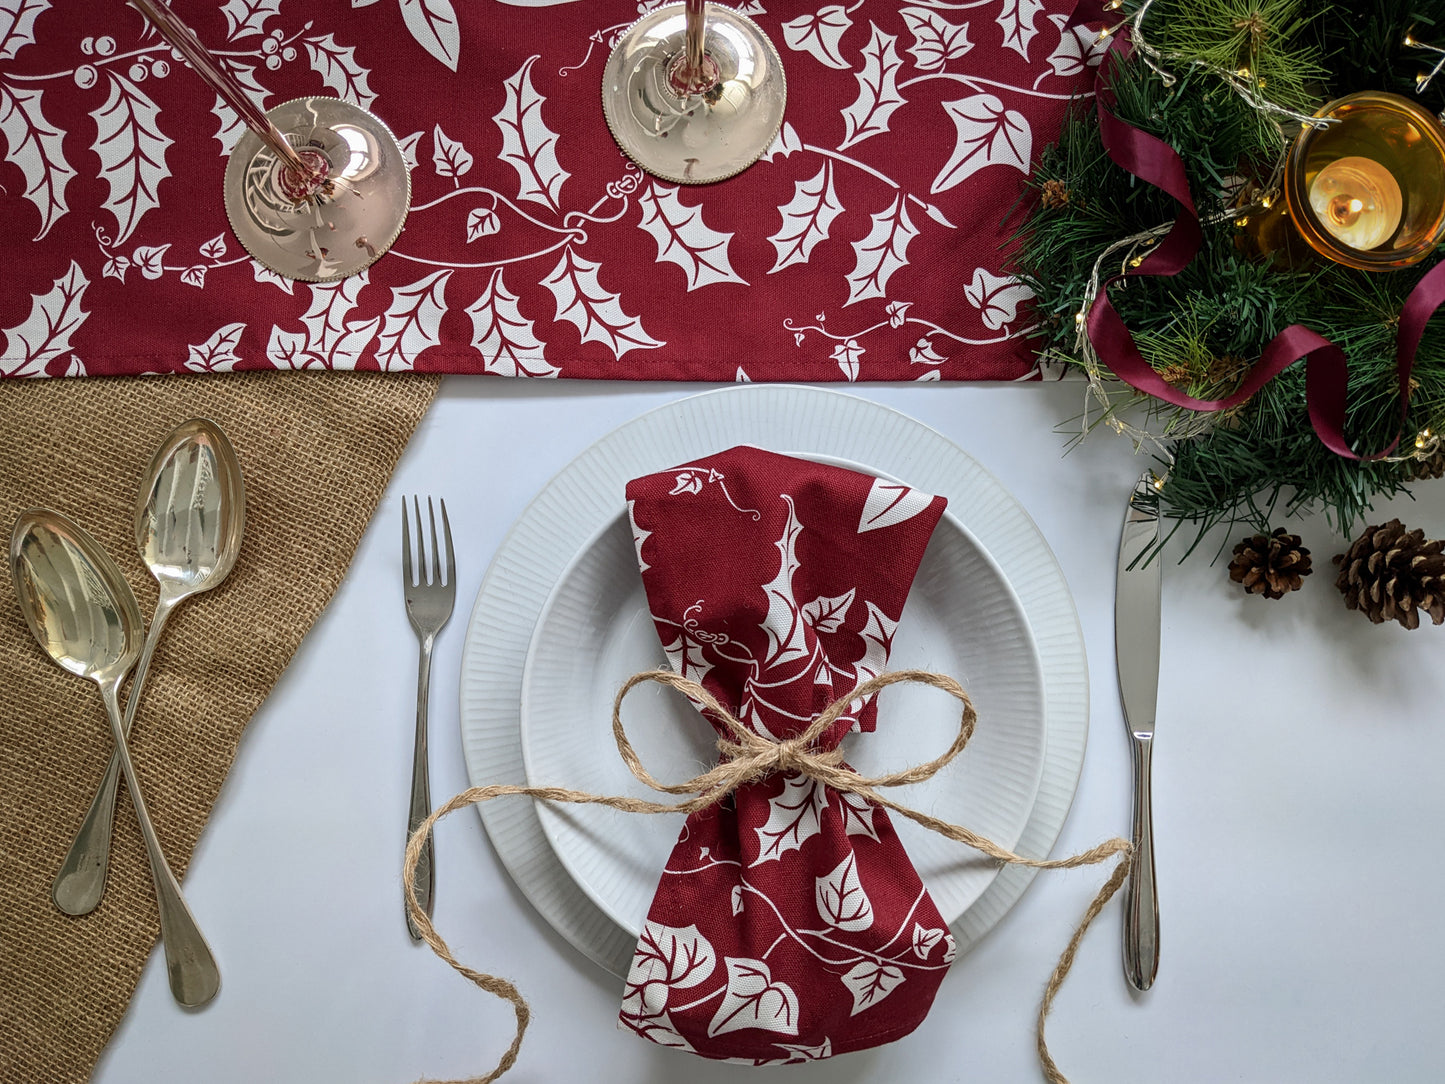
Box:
224, 97, 411, 282
602, 4, 787, 185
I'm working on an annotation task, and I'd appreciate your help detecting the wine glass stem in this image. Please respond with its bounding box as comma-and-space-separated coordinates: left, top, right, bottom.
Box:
684, 0, 705, 82
128, 0, 317, 179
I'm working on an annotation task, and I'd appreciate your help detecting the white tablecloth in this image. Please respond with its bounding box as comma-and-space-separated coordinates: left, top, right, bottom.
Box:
92, 379, 1445, 1083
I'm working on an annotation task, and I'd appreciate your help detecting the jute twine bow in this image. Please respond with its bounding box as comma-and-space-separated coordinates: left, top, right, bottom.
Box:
403, 669, 1133, 1084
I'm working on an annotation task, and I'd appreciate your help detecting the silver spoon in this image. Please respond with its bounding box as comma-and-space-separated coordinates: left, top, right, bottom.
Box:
11, 509, 221, 1007
52, 420, 245, 916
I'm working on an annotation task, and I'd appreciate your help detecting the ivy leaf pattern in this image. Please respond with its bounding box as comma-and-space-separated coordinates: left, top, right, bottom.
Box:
836, 789, 880, 842
839, 24, 906, 150
1, 261, 88, 377
90, 73, 172, 245
911, 923, 945, 960
102, 255, 129, 283
0, 0, 48, 60
852, 600, 899, 692
759, 494, 808, 669
252, 259, 294, 294
964, 267, 1035, 329
802, 588, 855, 634
184, 322, 246, 373
1046, 17, 1109, 77
933, 94, 1031, 194
844, 194, 918, 306
663, 629, 714, 685
767, 162, 843, 274
707, 958, 800, 1038
997, 0, 1044, 60
636, 183, 747, 291
265, 326, 318, 368
910, 337, 947, 365
628, 922, 718, 989
131, 244, 169, 280
858, 478, 935, 532
220, 0, 280, 39
753, 771, 828, 865
200, 233, 228, 260
304, 33, 377, 108
543, 247, 664, 360
373, 269, 451, 371
628, 500, 652, 574
466, 206, 500, 241
431, 123, 473, 179
780, 5, 852, 70
899, 7, 972, 70
181, 265, 206, 288
731, 885, 745, 915
777, 1039, 833, 1060
0, 85, 75, 240
396, 130, 424, 170
465, 268, 556, 377
399, 0, 460, 71
815, 853, 874, 931
840, 961, 905, 1015
830, 338, 863, 380
494, 55, 568, 210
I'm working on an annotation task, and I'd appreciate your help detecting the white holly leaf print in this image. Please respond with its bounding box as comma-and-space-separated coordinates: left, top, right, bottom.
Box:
1, 261, 88, 378
1046, 19, 1109, 77
628, 922, 718, 989
912, 922, 945, 960
845, 194, 918, 306
266, 326, 320, 368
353, 0, 382, 6
0, 85, 75, 240
221, 0, 280, 38
209, 61, 269, 156
761, 120, 802, 161
252, 259, 294, 294
185, 322, 247, 373
62, 355, 85, 377
815, 853, 874, 931
852, 600, 899, 699
707, 958, 800, 1038
839, 25, 906, 150
396, 130, 423, 169
943, 932, 957, 963
400, 0, 460, 71
90, 73, 172, 245
830, 338, 862, 380
841, 960, 905, 1015
964, 267, 1035, 329
899, 7, 972, 70
802, 588, 854, 634
628, 500, 652, 573
780, 5, 851, 70
300, 271, 369, 357
662, 629, 713, 685
466, 206, 500, 241
637, 183, 747, 291
328, 316, 380, 370
731, 885, 745, 915
886, 300, 911, 327
304, 33, 377, 108
859, 478, 934, 533
760, 494, 808, 670
777, 1038, 832, 1060
374, 269, 451, 371
543, 247, 664, 359
753, 771, 827, 864
465, 267, 556, 377
997, 0, 1044, 60
181, 265, 206, 288
836, 789, 880, 841
102, 256, 129, 283
200, 233, 228, 259
494, 55, 569, 210
909, 337, 947, 365
131, 244, 169, 280
431, 123, 473, 179
933, 94, 1030, 195
0, 0, 48, 60
768, 161, 842, 274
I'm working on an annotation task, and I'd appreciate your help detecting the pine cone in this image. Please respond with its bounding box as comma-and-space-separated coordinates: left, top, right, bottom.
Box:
1039, 179, 1070, 209
1333, 519, 1445, 630
1410, 449, 1445, 481
1228, 528, 1312, 599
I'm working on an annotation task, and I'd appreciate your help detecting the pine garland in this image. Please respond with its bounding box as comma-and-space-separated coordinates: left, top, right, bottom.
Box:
1016, 0, 1445, 548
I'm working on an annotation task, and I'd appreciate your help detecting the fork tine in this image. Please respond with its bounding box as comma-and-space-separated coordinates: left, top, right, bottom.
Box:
415, 494, 426, 584
440, 498, 454, 589
426, 496, 439, 587
401, 496, 413, 586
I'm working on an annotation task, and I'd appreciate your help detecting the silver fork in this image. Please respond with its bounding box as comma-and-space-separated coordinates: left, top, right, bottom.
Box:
401, 495, 454, 940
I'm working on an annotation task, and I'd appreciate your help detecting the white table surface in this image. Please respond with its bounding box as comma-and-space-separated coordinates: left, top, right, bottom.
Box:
91, 379, 1445, 1084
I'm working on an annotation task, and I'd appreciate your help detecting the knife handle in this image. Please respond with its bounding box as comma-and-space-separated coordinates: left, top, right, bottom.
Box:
1124, 732, 1159, 991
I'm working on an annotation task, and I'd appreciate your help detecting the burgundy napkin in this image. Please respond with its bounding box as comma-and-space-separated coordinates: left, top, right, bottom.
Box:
619, 446, 953, 1063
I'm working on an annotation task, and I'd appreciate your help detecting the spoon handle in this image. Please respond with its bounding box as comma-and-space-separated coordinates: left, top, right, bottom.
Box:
99, 680, 220, 1007
53, 596, 177, 915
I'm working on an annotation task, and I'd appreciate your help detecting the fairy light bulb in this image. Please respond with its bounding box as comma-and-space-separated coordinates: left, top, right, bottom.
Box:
1308, 156, 1404, 251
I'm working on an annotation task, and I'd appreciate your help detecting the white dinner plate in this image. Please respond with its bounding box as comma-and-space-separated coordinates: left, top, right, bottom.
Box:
459, 385, 1088, 979
520, 455, 1046, 938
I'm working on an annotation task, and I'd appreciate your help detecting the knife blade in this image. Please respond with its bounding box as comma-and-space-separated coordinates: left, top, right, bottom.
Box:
1116, 471, 1161, 991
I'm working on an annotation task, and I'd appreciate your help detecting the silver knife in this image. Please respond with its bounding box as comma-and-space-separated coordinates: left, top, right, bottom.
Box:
1116, 471, 1161, 991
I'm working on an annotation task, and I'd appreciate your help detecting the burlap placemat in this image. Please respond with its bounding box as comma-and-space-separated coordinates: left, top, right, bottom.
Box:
0, 371, 440, 1083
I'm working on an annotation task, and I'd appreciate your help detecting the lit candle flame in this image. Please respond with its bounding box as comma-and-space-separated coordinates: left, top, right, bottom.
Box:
1308, 156, 1404, 252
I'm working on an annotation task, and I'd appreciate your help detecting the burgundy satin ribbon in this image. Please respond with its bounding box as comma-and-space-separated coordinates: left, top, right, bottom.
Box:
1065, 2, 1445, 461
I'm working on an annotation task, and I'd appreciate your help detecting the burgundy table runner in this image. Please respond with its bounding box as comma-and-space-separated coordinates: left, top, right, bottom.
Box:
620, 446, 951, 1061
0, 0, 1096, 380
